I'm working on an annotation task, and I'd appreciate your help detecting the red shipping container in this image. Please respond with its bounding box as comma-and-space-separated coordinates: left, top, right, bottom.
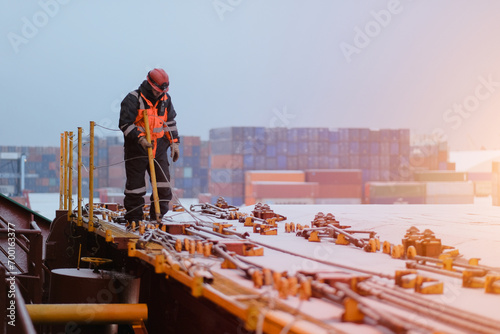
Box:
251, 182, 318, 198
108, 178, 125, 188
182, 136, 194, 146
192, 137, 201, 146
198, 193, 211, 203
305, 169, 362, 185
174, 167, 184, 178
109, 164, 126, 178
107, 146, 123, 164
210, 155, 243, 169
209, 182, 244, 197
183, 145, 193, 157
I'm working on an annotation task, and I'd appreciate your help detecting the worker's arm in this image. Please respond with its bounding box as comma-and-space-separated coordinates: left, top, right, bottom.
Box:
119, 92, 142, 143
164, 93, 179, 144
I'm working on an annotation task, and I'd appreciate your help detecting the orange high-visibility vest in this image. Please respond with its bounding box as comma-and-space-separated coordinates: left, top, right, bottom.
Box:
133, 92, 177, 155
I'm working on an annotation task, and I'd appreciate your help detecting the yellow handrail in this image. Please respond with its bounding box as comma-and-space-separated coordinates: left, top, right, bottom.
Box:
77, 127, 83, 226
89, 121, 95, 232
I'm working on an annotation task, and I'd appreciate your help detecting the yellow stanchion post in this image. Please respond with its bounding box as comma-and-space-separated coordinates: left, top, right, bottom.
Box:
77, 127, 83, 226
63, 132, 68, 210
142, 111, 161, 223
89, 122, 95, 232
67, 132, 73, 221
59, 133, 64, 210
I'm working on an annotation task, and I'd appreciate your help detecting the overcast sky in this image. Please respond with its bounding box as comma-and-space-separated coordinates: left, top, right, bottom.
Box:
1, 1, 500, 150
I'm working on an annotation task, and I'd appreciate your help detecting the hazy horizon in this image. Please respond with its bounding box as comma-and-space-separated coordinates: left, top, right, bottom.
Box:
2, 1, 500, 150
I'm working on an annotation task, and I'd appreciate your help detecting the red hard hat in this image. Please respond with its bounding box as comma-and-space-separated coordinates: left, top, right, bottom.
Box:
147, 68, 169, 92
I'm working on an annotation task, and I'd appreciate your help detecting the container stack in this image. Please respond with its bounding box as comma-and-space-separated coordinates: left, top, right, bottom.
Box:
172, 136, 208, 198
409, 141, 451, 171
209, 127, 256, 206
208, 126, 414, 206
414, 171, 473, 204
107, 144, 125, 189
0, 147, 61, 194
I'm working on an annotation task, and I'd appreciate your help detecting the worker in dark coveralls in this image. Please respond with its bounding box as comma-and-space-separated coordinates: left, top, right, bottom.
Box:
119, 68, 180, 223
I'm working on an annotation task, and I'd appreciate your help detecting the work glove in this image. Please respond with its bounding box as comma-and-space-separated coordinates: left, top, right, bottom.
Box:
138, 137, 152, 150
170, 142, 180, 162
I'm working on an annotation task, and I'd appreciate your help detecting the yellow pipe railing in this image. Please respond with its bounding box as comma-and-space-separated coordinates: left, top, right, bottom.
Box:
67, 131, 73, 221
63, 131, 68, 210
26, 303, 148, 325
89, 121, 95, 232
77, 127, 83, 226
59, 133, 64, 210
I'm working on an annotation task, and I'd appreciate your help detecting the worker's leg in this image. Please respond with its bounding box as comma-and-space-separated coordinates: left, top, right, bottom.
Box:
149, 138, 172, 218
124, 145, 148, 222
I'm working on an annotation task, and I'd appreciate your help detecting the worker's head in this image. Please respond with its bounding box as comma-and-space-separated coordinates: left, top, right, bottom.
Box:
147, 68, 169, 97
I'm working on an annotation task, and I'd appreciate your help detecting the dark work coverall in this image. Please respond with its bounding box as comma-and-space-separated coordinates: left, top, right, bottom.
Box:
119, 80, 179, 222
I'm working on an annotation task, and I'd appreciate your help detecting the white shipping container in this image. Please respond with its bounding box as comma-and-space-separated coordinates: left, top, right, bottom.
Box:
425, 181, 474, 196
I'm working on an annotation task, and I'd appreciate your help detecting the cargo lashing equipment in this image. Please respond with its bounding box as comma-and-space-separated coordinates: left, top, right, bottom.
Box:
295, 212, 379, 252
190, 197, 246, 220
402, 226, 446, 258
251, 203, 287, 221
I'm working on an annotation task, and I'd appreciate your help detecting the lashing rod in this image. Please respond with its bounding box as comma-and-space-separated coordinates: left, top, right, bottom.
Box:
143, 110, 161, 223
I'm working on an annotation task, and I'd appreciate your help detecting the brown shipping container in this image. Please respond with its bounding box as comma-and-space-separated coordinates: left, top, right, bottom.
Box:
210, 155, 244, 169
305, 169, 362, 185
251, 181, 318, 198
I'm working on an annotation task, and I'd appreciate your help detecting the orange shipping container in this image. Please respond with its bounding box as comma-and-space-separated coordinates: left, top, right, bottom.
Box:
251, 181, 318, 199
245, 170, 305, 197
245, 196, 256, 206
